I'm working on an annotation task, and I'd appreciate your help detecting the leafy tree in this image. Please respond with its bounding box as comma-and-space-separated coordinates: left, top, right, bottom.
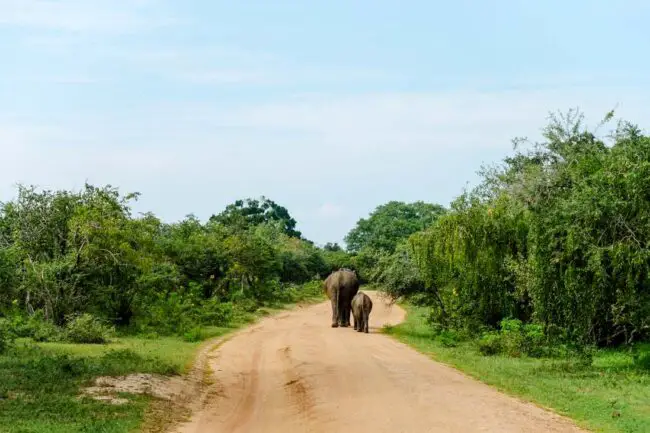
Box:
345, 201, 445, 253
323, 242, 342, 252
210, 196, 301, 238
408, 109, 650, 345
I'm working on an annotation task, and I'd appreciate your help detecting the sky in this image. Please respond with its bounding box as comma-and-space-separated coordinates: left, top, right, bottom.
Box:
1, 0, 649, 245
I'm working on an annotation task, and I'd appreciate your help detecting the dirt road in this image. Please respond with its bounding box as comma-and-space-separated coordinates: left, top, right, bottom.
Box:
173, 291, 586, 433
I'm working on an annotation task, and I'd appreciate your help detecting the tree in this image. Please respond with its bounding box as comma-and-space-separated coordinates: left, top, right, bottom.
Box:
345, 201, 446, 253
210, 196, 301, 238
323, 242, 343, 252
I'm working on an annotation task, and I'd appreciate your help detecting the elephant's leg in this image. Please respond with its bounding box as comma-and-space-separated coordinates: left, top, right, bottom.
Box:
338, 296, 347, 327
352, 310, 358, 330
330, 297, 339, 328
343, 303, 352, 327
363, 310, 370, 333
345, 305, 352, 326
343, 299, 352, 327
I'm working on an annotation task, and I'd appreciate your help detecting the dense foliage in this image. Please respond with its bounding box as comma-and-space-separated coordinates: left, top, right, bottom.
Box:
376, 110, 650, 348
0, 188, 331, 348
343, 201, 446, 283
345, 201, 445, 253
210, 196, 302, 238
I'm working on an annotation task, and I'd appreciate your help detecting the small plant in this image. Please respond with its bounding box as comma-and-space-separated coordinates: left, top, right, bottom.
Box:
32, 321, 62, 342
9, 310, 63, 342
498, 318, 524, 357
199, 299, 234, 326
64, 313, 115, 344
522, 323, 546, 357
0, 318, 14, 354
634, 352, 650, 371
478, 332, 502, 356
182, 327, 205, 342
478, 319, 549, 358
436, 330, 459, 347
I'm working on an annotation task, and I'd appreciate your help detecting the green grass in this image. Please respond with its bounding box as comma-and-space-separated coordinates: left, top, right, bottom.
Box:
383, 305, 650, 433
0, 290, 326, 433
0, 344, 174, 433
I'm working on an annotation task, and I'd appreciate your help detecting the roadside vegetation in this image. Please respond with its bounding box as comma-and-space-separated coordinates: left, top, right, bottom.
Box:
344, 109, 650, 432
0, 191, 328, 432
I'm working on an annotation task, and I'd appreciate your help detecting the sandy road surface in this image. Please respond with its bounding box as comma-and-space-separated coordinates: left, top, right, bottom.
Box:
173, 291, 586, 433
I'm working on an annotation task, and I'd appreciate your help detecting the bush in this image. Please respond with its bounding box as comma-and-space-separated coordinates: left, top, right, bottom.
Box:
499, 319, 525, 357
522, 323, 546, 357
232, 296, 259, 314
182, 327, 205, 342
32, 321, 62, 342
478, 332, 502, 356
0, 318, 14, 353
134, 292, 199, 336
634, 353, 650, 371
476, 319, 550, 358
436, 330, 460, 347
290, 280, 324, 301
199, 300, 234, 326
632, 344, 650, 371
13, 311, 63, 342
64, 313, 115, 344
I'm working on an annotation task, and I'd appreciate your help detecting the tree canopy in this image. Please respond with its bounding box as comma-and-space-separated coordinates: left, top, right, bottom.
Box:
210, 196, 301, 238
344, 201, 446, 253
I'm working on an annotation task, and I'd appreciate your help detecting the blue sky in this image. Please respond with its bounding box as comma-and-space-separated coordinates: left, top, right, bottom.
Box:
1, 0, 649, 245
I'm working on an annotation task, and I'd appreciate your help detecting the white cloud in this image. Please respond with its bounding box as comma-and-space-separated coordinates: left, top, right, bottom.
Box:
317, 203, 345, 219
125, 46, 392, 87
213, 88, 649, 154
0, 0, 173, 33
181, 70, 271, 85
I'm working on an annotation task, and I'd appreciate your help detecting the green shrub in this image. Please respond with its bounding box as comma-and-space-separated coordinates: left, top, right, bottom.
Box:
522, 323, 546, 357
233, 296, 259, 314
634, 352, 650, 371
478, 319, 549, 358
199, 300, 234, 326
478, 332, 502, 356
32, 321, 62, 342
134, 292, 199, 336
499, 318, 525, 357
0, 318, 14, 353
182, 327, 205, 342
7, 310, 63, 342
436, 330, 460, 347
64, 313, 115, 344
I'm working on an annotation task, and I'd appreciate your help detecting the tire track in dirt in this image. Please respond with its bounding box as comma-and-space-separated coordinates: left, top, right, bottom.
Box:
279, 346, 315, 417
220, 345, 262, 433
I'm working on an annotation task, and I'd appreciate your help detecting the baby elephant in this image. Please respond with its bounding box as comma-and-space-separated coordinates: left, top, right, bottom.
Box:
351, 291, 373, 333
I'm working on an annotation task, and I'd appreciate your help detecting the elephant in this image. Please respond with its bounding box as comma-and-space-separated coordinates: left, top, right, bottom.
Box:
324, 268, 360, 328
351, 291, 373, 333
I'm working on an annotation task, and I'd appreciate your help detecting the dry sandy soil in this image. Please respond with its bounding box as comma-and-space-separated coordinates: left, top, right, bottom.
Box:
171, 291, 587, 433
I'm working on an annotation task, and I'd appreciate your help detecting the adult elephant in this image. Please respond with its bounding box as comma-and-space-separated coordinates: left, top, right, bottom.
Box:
323, 268, 360, 328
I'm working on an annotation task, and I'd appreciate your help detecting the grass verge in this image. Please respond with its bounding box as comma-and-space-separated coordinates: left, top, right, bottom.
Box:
0, 290, 325, 433
383, 304, 650, 433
